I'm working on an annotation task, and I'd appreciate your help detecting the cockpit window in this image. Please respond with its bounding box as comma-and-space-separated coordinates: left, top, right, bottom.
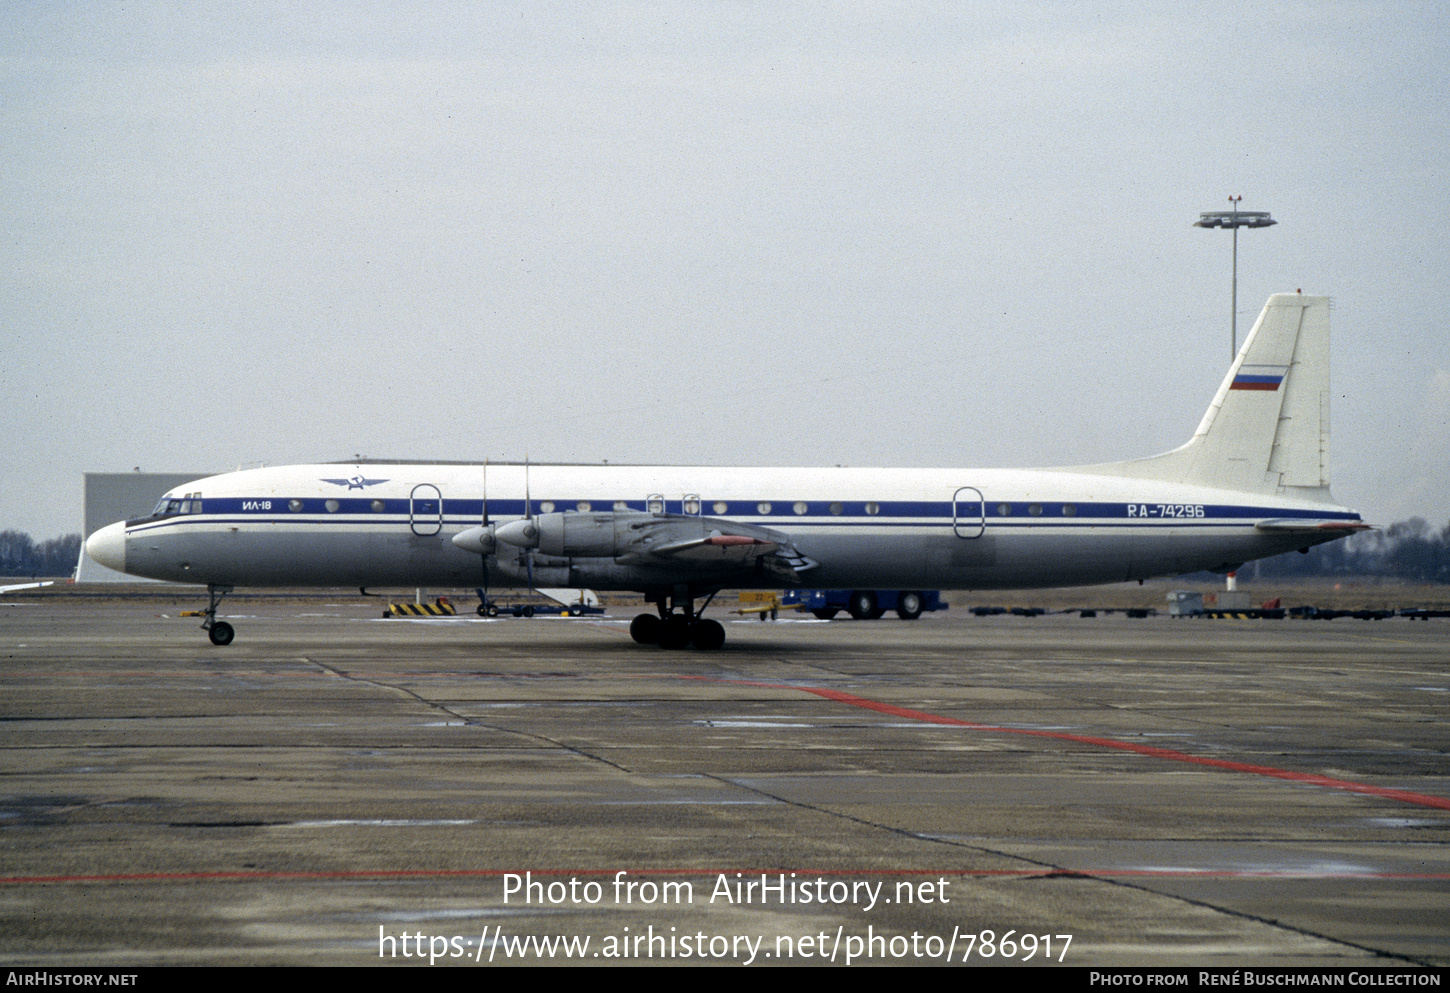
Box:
153, 492, 203, 517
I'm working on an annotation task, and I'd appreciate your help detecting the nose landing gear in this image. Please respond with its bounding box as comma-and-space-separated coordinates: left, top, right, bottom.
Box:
202, 584, 235, 646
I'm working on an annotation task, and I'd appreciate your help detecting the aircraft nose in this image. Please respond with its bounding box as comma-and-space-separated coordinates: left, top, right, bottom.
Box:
85, 522, 128, 573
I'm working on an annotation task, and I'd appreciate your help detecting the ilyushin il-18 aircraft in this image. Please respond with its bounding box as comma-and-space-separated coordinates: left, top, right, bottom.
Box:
87, 294, 1367, 650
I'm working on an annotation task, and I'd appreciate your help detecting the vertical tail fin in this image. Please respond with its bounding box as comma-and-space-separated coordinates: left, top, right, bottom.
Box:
1082, 294, 1332, 498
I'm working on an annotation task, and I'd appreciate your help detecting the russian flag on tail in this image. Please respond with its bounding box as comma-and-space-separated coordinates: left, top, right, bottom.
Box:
1230, 364, 1287, 391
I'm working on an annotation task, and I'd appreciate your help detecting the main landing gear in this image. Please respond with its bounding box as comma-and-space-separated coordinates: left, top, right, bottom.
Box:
630, 588, 725, 650
201, 583, 235, 646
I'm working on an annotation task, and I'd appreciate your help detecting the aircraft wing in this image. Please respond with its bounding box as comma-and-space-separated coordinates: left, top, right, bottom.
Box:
646, 532, 780, 561
615, 517, 815, 580
486, 511, 817, 582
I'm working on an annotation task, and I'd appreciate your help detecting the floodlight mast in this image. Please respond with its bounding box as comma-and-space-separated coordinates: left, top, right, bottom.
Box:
1194, 196, 1276, 358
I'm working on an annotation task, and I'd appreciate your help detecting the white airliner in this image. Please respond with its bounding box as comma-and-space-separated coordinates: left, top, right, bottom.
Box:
87, 294, 1367, 649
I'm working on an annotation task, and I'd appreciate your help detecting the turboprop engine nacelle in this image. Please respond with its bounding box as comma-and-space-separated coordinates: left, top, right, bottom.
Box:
492, 511, 655, 558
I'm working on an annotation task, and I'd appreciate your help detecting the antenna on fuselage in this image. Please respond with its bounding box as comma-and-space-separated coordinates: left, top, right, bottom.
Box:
524, 455, 535, 592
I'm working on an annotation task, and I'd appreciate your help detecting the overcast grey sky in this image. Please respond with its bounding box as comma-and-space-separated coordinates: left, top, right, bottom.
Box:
3, 1, 1447, 540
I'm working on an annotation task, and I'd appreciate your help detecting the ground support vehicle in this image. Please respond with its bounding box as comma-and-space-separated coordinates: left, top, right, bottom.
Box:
780, 589, 947, 621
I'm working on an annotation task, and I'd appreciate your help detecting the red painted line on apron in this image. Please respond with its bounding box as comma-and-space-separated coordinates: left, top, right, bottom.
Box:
793, 683, 1450, 812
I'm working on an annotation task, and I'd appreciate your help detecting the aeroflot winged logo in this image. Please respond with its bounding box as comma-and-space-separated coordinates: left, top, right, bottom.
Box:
320, 475, 390, 490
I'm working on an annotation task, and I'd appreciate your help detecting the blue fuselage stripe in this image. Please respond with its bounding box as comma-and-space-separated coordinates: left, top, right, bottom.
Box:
127, 496, 1363, 533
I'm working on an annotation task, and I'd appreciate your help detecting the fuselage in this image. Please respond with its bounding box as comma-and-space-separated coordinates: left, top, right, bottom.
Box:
87, 461, 1364, 591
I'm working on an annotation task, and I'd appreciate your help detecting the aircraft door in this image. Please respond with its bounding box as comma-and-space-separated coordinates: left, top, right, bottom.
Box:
642, 493, 706, 515
953, 486, 984, 538
410, 484, 443, 536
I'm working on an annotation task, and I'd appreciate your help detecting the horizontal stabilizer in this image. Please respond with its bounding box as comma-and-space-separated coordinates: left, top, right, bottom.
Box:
0, 580, 53, 594
1254, 518, 1371, 533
